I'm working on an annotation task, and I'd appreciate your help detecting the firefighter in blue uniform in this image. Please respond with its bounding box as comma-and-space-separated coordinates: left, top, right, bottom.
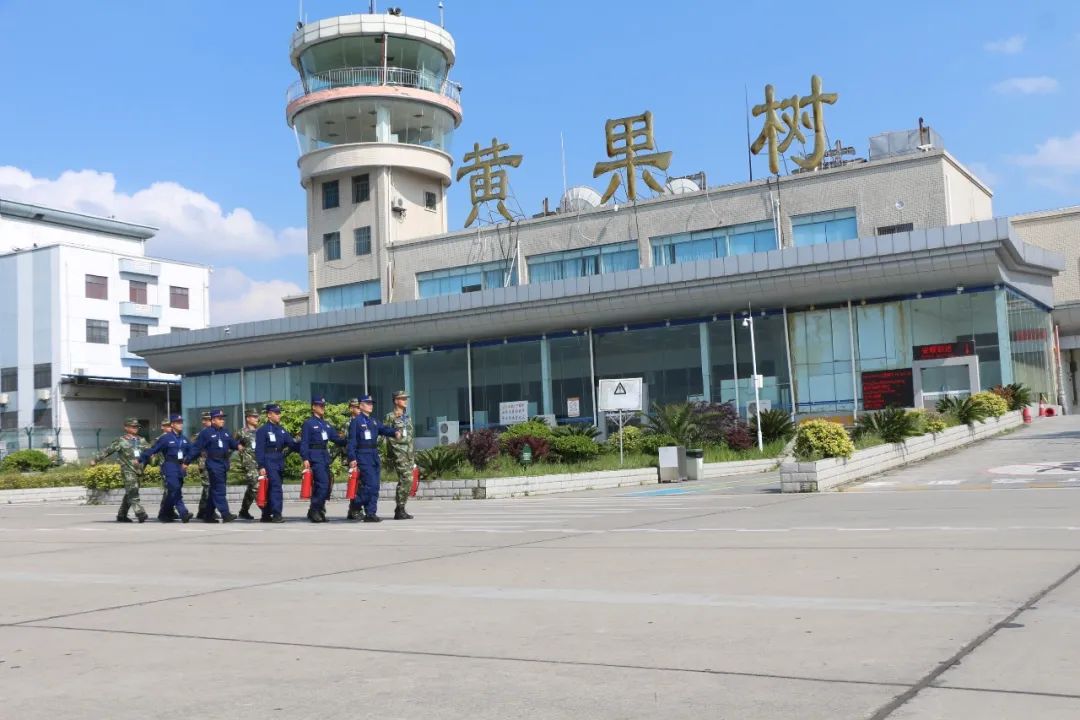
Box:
299, 395, 346, 523
184, 408, 241, 523
347, 395, 399, 523
140, 414, 194, 523
254, 403, 298, 523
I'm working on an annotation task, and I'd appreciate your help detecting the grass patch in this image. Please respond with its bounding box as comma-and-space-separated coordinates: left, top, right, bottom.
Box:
853, 432, 886, 451
702, 439, 786, 463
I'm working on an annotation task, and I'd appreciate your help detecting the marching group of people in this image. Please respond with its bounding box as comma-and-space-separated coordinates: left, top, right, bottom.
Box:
91, 391, 416, 525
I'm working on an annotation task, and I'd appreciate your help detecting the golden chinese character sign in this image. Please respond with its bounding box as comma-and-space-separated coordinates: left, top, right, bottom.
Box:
456, 137, 523, 227
593, 111, 672, 203
750, 75, 838, 175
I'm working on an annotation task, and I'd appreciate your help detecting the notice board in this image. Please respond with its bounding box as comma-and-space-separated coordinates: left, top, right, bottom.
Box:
861, 369, 915, 410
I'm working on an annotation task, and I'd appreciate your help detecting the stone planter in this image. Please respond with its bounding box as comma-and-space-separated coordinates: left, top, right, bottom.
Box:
780, 410, 1024, 493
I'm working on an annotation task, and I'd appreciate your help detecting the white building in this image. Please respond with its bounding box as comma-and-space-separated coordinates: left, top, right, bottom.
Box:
0, 200, 210, 461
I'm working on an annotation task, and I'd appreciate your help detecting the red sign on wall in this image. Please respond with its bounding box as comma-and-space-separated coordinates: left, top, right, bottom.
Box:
861, 369, 915, 411
913, 342, 975, 361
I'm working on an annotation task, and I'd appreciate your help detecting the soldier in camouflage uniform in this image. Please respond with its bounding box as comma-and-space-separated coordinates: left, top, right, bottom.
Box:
90, 417, 150, 523
235, 409, 261, 520
384, 390, 415, 520
193, 411, 214, 521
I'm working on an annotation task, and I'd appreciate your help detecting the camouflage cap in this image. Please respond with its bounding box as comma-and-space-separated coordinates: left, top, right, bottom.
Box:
392, 390, 409, 400
123, 417, 141, 429
160, 417, 171, 428
244, 408, 259, 418
200, 411, 212, 421
348, 398, 361, 408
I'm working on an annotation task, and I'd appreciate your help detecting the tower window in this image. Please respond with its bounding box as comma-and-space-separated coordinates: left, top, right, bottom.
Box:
322, 180, 340, 210
352, 174, 370, 204
324, 232, 341, 261
425, 191, 438, 211
354, 226, 372, 256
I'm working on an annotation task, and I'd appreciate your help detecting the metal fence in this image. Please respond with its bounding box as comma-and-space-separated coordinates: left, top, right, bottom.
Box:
286, 66, 462, 104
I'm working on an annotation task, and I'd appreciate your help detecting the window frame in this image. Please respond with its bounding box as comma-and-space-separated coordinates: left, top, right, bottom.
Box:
0, 367, 16, 393
33, 407, 52, 429
352, 174, 370, 204
424, 191, 438, 211
129, 323, 149, 339
130, 366, 150, 380
791, 207, 858, 247
323, 232, 342, 261
33, 363, 51, 390
129, 279, 148, 304
169, 286, 189, 309
85, 274, 108, 300
86, 319, 110, 344
354, 226, 372, 256
322, 179, 340, 210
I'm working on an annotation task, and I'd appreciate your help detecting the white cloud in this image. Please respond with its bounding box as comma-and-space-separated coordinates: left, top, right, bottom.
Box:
985, 35, 1026, 54
992, 76, 1059, 95
210, 267, 304, 324
0, 167, 305, 260
1013, 130, 1080, 170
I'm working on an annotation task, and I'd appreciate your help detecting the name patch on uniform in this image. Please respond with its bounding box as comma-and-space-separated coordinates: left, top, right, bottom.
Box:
268, 432, 277, 442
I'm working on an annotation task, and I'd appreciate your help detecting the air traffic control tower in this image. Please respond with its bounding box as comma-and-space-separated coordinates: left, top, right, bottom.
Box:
286, 10, 462, 311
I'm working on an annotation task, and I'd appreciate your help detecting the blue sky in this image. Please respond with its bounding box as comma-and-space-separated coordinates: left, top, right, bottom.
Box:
1, 0, 1078, 321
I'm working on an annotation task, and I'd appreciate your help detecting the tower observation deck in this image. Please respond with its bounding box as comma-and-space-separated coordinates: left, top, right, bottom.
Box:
286, 12, 462, 311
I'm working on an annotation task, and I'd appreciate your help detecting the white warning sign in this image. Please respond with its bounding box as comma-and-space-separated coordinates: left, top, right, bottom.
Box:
598, 378, 643, 412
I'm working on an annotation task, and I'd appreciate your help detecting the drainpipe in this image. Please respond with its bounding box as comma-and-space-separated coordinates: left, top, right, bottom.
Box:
783, 306, 795, 418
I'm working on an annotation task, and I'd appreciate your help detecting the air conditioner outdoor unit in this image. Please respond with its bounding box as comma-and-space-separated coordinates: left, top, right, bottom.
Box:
73, 368, 86, 376
0, 393, 8, 405
36, 389, 51, 402
437, 420, 459, 446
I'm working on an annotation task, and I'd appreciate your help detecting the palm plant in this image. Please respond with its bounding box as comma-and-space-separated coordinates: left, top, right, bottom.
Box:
553, 423, 601, 439
750, 409, 796, 443
415, 445, 465, 480
935, 396, 988, 426
645, 403, 701, 447
852, 407, 920, 443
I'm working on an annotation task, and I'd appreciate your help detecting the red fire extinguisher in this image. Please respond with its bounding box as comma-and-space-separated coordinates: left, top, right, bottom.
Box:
347, 465, 359, 500
300, 467, 313, 499
410, 464, 420, 497
256, 469, 269, 508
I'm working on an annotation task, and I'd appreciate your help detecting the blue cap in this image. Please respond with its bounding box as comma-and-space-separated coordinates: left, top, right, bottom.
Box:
169, 413, 183, 423
210, 408, 225, 419
311, 395, 326, 406
264, 403, 282, 414
358, 394, 374, 404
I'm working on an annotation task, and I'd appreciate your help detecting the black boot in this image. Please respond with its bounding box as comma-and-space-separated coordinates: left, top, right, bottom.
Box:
238, 508, 255, 520
346, 507, 363, 521
318, 509, 328, 523
201, 515, 218, 524
362, 514, 382, 523
180, 511, 193, 523
221, 513, 237, 523
260, 515, 273, 523
135, 512, 148, 524
307, 509, 322, 523
270, 514, 285, 523
394, 505, 413, 520
116, 515, 133, 523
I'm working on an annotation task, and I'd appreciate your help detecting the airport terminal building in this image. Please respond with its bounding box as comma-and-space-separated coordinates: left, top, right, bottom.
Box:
130, 11, 1074, 443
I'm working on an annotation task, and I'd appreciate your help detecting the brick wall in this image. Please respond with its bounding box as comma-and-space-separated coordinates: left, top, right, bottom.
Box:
1011, 208, 1080, 303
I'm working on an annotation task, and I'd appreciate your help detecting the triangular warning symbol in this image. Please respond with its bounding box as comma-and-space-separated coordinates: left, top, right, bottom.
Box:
613, 383, 627, 395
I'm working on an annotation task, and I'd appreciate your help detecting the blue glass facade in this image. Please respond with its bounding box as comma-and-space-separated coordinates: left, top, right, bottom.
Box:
792, 208, 858, 247
417, 260, 516, 298
528, 241, 639, 282
652, 221, 776, 266
318, 280, 381, 311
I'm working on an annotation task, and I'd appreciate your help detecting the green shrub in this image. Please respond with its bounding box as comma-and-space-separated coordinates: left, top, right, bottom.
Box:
936, 396, 988, 426
793, 420, 855, 460
991, 383, 1032, 411
638, 433, 677, 455
605, 425, 643, 453
970, 391, 1009, 418
645, 403, 701, 447
909, 409, 948, 434
460, 429, 500, 470
751, 409, 796, 444
502, 435, 552, 463
853, 407, 921, 444
0, 449, 52, 473
550, 435, 602, 462
552, 423, 600, 439
83, 464, 162, 490
416, 445, 464, 480
500, 420, 555, 444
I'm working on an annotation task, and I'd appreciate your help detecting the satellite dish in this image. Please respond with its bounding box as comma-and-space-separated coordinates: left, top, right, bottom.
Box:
665, 177, 700, 195
894, 200, 906, 211
559, 185, 603, 213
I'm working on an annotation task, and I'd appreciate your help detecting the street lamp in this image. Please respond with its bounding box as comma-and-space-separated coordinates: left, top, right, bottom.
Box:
741, 314, 765, 451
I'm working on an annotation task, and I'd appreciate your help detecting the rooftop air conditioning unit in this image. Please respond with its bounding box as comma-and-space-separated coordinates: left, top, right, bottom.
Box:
37, 389, 51, 402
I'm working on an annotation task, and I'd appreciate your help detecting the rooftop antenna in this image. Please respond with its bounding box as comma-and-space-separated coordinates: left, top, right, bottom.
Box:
370, 1, 376, 13
438, 1, 445, 27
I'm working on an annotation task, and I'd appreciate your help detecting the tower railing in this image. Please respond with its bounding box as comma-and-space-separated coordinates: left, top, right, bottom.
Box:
287, 66, 462, 104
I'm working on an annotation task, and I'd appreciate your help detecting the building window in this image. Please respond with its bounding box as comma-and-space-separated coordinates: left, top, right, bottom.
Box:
129, 280, 148, 304
324, 232, 341, 261
86, 319, 109, 344
0, 411, 16, 430
876, 222, 914, 236
169, 286, 189, 309
130, 366, 149, 380
352, 174, 370, 204
425, 191, 438, 211
33, 363, 51, 389
354, 226, 372, 256
417, 260, 517, 298
85, 274, 108, 300
33, 407, 51, 429
652, 220, 776, 267
322, 180, 340, 209
0, 367, 15, 393
129, 323, 149, 339
171, 326, 189, 333
792, 208, 858, 247
318, 280, 381, 312
527, 241, 639, 283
